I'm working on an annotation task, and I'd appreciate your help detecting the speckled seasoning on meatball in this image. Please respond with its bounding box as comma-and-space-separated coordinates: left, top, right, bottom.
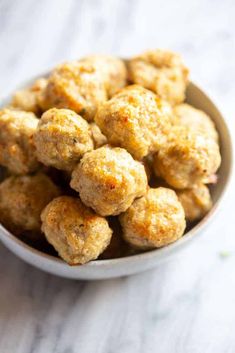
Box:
79, 55, 127, 97
95, 85, 172, 160
153, 126, 221, 189
127, 49, 189, 105
40, 61, 107, 121
11, 78, 48, 115
70, 146, 148, 216
173, 103, 218, 142
0, 108, 40, 174
34, 108, 94, 171
119, 187, 186, 250
41, 196, 112, 265
0, 173, 61, 238
176, 184, 212, 222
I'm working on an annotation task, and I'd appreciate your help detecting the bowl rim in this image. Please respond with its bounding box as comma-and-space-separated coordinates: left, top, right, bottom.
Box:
0, 78, 233, 270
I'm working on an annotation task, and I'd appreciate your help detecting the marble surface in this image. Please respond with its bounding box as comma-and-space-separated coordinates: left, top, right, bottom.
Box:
0, 0, 235, 352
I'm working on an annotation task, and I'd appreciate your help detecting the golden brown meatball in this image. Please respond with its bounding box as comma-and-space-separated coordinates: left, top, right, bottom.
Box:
41, 196, 112, 265
79, 55, 127, 97
70, 146, 148, 216
176, 184, 212, 222
153, 126, 221, 189
11, 78, 48, 115
90, 122, 107, 148
0, 173, 61, 237
127, 49, 189, 105
34, 108, 94, 171
95, 85, 172, 160
119, 187, 186, 250
173, 103, 218, 141
40, 61, 107, 121
0, 109, 40, 174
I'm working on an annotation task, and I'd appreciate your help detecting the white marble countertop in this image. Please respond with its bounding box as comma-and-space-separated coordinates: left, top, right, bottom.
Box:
0, 0, 235, 352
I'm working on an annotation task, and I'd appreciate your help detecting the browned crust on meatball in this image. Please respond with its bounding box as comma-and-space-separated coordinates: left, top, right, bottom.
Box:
0, 173, 61, 238
11, 78, 48, 115
41, 196, 112, 264
153, 126, 221, 189
0, 109, 40, 174
70, 146, 148, 216
95, 85, 172, 160
119, 187, 186, 250
79, 55, 127, 97
40, 61, 107, 121
34, 108, 94, 171
173, 103, 219, 142
176, 184, 212, 221
127, 49, 189, 105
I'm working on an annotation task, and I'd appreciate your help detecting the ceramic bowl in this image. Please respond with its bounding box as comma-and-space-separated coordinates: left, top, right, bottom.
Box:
0, 78, 233, 280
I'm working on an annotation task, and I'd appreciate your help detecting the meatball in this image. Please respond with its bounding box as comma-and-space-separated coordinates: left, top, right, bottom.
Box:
176, 184, 212, 222
0, 173, 61, 238
70, 146, 148, 216
34, 108, 94, 171
40, 61, 107, 121
0, 109, 40, 174
95, 85, 172, 160
79, 55, 127, 97
119, 187, 186, 250
41, 196, 112, 265
11, 78, 48, 115
90, 122, 107, 148
174, 103, 218, 141
127, 49, 189, 105
153, 126, 221, 189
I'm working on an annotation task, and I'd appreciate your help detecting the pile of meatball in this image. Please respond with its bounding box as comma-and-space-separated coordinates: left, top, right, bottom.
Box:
0, 49, 221, 265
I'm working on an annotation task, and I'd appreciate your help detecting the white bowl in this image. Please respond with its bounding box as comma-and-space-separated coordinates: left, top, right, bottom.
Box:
0, 79, 233, 280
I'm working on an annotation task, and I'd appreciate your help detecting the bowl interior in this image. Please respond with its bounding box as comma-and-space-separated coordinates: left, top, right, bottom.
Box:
0, 79, 233, 279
